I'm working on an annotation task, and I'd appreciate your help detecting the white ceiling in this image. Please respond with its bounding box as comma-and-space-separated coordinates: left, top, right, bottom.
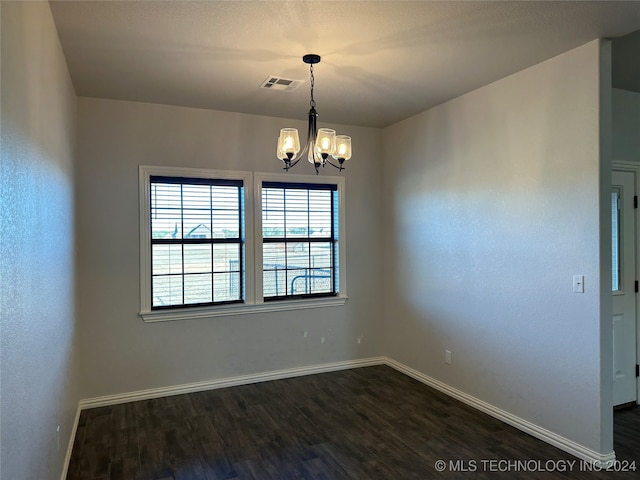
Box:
49, 1, 640, 128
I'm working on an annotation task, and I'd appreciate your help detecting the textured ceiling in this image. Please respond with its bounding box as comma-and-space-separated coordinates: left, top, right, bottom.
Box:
49, 1, 640, 128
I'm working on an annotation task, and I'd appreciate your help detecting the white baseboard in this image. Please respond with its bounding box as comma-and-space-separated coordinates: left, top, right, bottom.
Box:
79, 356, 386, 409
384, 357, 616, 466
60, 403, 82, 480
62, 355, 616, 479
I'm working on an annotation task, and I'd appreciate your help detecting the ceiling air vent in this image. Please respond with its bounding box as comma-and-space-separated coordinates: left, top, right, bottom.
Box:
260, 76, 303, 91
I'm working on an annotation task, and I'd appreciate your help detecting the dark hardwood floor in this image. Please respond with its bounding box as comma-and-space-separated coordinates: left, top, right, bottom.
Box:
66, 366, 639, 479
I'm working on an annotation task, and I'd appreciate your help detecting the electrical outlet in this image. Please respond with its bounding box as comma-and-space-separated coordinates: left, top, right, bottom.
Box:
445, 350, 452, 365
573, 275, 584, 293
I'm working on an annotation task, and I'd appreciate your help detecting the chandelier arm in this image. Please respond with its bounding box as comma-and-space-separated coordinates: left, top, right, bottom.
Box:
308, 107, 322, 175
283, 156, 302, 171
309, 107, 318, 161
285, 107, 317, 165
308, 107, 318, 153
324, 159, 345, 172
285, 144, 308, 168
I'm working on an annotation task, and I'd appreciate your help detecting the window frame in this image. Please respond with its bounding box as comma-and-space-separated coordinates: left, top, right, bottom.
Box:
139, 166, 347, 322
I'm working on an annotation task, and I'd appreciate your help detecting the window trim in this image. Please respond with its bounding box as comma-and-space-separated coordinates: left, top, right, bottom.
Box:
139, 166, 347, 322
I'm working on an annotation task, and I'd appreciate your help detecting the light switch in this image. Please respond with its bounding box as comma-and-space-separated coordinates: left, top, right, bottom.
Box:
573, 275, 584, 293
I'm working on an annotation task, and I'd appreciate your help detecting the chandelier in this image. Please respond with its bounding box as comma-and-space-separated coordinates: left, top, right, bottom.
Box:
277, 54, 352, 174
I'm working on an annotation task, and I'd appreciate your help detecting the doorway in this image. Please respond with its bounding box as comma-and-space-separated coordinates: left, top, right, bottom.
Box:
612, 166, 639, 406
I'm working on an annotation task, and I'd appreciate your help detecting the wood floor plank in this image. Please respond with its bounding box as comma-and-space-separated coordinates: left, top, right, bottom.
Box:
66, 366, 640, 480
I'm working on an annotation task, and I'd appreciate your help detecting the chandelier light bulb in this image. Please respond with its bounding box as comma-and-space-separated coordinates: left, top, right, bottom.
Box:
315, 128, 336, 157
277, 128, 300, 158
332, 135, 352, 161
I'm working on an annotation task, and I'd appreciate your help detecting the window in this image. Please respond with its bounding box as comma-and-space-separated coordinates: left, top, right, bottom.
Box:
149, 176, 244, 308
262, 182, 338, 300
139, 167, 346, 322
612, 188, 621, 292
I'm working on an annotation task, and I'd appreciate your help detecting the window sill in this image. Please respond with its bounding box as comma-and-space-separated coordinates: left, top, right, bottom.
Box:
140, 296, 348, 323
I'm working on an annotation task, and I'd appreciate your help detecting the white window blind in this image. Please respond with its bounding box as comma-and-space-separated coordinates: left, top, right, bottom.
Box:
150, 176, 244, 309
262, 182, 338, 300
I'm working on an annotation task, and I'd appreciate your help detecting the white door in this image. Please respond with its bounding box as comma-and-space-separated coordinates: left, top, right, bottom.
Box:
612, 170, 637, 406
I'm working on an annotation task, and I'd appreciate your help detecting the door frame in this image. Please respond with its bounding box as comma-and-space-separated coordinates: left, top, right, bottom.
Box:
613, 161, 640, 405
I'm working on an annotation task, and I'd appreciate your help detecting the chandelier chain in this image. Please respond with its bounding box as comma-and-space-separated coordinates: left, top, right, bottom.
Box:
309, 64, 316, 109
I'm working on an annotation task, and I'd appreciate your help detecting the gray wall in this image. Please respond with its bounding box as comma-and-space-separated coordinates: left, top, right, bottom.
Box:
613, 88, 640, 162
381, 40, 612, 454
74, 97, 384, 398
0, 2, 79, 479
